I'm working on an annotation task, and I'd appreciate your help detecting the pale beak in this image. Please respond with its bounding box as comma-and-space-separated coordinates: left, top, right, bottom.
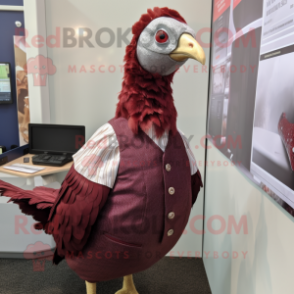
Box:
169, 33, 206, 65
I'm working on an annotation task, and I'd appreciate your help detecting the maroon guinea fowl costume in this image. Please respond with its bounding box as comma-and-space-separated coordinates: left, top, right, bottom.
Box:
65, 117, 201, 282
0, 7, 205, 294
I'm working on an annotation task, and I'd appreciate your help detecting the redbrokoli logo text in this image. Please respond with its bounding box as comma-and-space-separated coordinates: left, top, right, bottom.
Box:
15, 27, 257, 49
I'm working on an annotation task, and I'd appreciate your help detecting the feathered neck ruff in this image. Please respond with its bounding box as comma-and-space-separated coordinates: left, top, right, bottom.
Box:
115, 7, 187, 138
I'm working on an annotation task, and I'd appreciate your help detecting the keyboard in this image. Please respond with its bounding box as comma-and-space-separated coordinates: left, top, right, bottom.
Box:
32, 154, 72, 167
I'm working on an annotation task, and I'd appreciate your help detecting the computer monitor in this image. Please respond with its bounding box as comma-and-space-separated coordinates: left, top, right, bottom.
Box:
29, 124, 85, 156
207, 0, 294, 215
0, 62, 13, 104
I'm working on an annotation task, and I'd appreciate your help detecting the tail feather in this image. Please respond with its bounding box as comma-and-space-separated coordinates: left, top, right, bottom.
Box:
0, 180, 59, 229
0, 181, 57, 206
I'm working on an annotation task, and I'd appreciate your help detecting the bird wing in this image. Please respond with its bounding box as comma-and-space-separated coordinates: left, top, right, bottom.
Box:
191, 170, 203, 206
46, 165, 110, 263
0, 180, 60, 227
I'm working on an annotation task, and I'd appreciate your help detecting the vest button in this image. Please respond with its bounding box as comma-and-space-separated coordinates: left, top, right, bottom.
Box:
168, 187, 175, 195
168, 212, 175, 220
165, 164, 172, 172
167, 229, 174, 237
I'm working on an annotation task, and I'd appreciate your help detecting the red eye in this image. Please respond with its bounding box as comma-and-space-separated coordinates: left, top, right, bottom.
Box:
155, 30, 169, 43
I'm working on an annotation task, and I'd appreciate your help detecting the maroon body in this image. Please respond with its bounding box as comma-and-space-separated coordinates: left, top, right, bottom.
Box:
66, 117, 193, 282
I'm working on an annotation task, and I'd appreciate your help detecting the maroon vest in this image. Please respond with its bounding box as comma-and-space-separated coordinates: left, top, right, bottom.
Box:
66, 117, 192, 282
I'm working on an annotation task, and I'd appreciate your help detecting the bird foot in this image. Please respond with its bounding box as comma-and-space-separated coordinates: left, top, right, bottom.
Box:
115, 274, 138, 294
115, 289, 139, 294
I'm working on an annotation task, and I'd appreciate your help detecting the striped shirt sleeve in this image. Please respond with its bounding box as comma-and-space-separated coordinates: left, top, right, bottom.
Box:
72, 123, 120, 189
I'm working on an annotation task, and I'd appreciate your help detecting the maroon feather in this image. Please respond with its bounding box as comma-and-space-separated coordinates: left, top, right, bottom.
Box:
191, 170, 203, 207
46, 166, 110, 263
0, 180, 58, 225
0, 165, 110, 264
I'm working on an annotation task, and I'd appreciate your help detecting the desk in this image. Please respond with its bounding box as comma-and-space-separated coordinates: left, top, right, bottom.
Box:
0, 154, 72, 185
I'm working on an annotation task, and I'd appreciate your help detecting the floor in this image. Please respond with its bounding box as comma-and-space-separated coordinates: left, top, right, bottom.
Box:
0, 257, 211, 294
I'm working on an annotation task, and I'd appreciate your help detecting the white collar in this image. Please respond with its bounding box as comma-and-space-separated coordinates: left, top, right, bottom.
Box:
144, 124, 169, 152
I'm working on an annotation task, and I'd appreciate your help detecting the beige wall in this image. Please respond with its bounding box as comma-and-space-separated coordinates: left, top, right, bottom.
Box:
204, 143, 294, 294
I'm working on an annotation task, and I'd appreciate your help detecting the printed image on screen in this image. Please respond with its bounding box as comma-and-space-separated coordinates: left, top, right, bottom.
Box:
14, 36, 30, 146
252, 48, 294, 207
207, 0, 294, 217
251, 0, 294, 212
0, 63, 12, 104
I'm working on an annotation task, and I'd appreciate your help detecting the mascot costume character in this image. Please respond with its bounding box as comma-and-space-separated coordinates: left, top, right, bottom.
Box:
0, 7, 205, 294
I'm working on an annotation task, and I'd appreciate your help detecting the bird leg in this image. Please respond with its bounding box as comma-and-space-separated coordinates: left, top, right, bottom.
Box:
115, 275, 139, 294
85, 281, 96, 294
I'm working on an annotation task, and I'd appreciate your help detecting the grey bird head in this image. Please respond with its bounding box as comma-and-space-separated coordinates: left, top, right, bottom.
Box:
136, 17, 206, 76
